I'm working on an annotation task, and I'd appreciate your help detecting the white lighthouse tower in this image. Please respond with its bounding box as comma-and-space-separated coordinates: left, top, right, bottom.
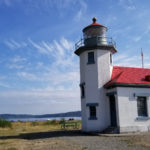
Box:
75, 18, 117, 132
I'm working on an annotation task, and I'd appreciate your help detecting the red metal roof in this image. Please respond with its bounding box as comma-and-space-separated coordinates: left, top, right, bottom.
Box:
104, 66, 150, 88
83, 18, 106, 32
87, 21, 105, 27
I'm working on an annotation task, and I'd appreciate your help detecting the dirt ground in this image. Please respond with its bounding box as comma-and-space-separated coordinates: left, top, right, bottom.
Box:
0, 130, 150, 150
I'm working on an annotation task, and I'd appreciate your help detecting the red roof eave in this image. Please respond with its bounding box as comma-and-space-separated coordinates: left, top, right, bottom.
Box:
104, 66, 150, 89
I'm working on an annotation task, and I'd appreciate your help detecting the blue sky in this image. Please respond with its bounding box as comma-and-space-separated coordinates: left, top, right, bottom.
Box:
0, 0, 150, 114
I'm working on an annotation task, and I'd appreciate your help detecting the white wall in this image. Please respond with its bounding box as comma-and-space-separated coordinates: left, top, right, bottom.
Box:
97, 50, 113, 130
80, 49, 113, 132
117, 87, 150, 132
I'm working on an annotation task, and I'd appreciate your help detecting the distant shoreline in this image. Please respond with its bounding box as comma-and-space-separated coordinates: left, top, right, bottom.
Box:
0, 111, 81, 121
7, 117, 81, 122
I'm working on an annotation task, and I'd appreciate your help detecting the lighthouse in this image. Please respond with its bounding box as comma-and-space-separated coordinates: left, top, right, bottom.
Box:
75, 18, 117, 132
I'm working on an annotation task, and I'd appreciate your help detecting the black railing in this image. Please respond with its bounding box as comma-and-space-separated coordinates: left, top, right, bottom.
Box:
75, 36, 116, 50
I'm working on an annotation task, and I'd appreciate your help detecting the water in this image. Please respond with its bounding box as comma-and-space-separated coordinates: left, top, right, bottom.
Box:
7, 117, 81, 122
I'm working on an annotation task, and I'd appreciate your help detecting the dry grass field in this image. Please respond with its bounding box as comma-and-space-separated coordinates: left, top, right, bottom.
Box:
0, 120, 82, 150
0, 120, 150, 150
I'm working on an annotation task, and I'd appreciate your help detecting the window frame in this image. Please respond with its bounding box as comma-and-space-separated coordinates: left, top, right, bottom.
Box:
110, 53, 112, 65
79, 82, 85, 99
87, 51, 95, 64
89, 106, 96, 118
80, 85, 85, 98
137, 96, 148, 117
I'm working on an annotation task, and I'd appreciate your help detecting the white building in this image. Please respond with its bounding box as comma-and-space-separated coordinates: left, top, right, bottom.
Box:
74, 18, 150, 133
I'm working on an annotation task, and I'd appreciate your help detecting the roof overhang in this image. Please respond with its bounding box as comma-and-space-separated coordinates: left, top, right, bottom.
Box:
104, 83, 150, 89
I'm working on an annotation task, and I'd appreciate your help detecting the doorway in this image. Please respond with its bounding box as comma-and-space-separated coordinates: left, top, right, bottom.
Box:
109, 95, 117, 127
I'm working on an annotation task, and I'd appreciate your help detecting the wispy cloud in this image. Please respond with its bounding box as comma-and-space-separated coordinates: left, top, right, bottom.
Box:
28, 39, 51, 55
74, 0, 87, 21
0, 75, 6, 80
4, 39, 27, 50
11, 56, 27, 63
7, 64, 24, 69
6, 56, 27, 69
114, 53, 150, 68
17, 72, 39, 80
0, 89, 80, 114
0, 0, 12, 7
3, 37, 78, 91
0, 82, 9, 88
119, 0, 136, 10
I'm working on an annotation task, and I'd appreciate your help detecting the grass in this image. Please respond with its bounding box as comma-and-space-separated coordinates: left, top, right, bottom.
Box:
0, 119, 81, 137
0, 118, 12, 128
0, 121, 150, 150
7, 148, 18, 150
0, 119, 81, 150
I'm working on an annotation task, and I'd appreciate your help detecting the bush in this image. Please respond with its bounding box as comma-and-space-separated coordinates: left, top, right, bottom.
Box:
50, 119, 58, 125
0, 118, 12, 128
59, 118, 65, 124
43, 119, 58, 125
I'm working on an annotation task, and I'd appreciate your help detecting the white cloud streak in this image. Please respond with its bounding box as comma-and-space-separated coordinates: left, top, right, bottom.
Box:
114, 53, 150, 68
0, 89, 80, 114
119, 0, 136, 10
4, 40, 27, 50
2, 37, 79, 113
74, 0, 87, 21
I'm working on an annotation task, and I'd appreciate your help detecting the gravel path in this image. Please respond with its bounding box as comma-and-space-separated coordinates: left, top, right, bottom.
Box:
61, 134, 149, 150
1, 130, 150, 150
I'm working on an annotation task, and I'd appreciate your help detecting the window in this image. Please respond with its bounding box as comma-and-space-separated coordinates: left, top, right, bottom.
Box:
89, 106, 97, 119
137, 97, 148, 117
86, 103, 98, 120
81, 85, 85, 98
87, 52, 95, 64
80, 82, 85, 98
110, 53, 112, 64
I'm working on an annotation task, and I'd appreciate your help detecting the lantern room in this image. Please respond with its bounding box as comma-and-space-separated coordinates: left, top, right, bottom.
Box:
75, 17, 117, 55
83, 17, 108, 46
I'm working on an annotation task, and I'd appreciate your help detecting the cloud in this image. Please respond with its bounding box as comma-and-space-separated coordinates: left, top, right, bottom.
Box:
4, 40, 27, 50
1, 37, 80, 114
11, 56, 27, 63
0, 82, 9, 88
60, 37, 73, 51
0, 75, 6, 80
132, 25, 150, 42
0, 0, 12, 7
17, 70, 79, 88
74, 0, 87, 21
28, 39, 51, 54
17, 72, 40, 81
119, 0, 136, 10
6, 56, 27, 69
7, 64, 24, 69
28, 37, 76, 69
0, 89, 80, 114
114, 53, 150, 68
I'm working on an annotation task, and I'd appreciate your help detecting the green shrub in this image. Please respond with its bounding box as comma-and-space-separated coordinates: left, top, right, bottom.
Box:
0, 118, 12, 128
50, 119, 58, 125
43, 119, 58, 125
59, 118, 65, 124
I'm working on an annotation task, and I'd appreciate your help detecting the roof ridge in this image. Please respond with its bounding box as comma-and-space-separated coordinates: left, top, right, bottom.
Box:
113, 66, 150, 70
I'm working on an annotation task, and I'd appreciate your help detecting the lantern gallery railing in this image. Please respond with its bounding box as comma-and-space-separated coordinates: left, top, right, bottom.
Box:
75, 36, 116, 50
